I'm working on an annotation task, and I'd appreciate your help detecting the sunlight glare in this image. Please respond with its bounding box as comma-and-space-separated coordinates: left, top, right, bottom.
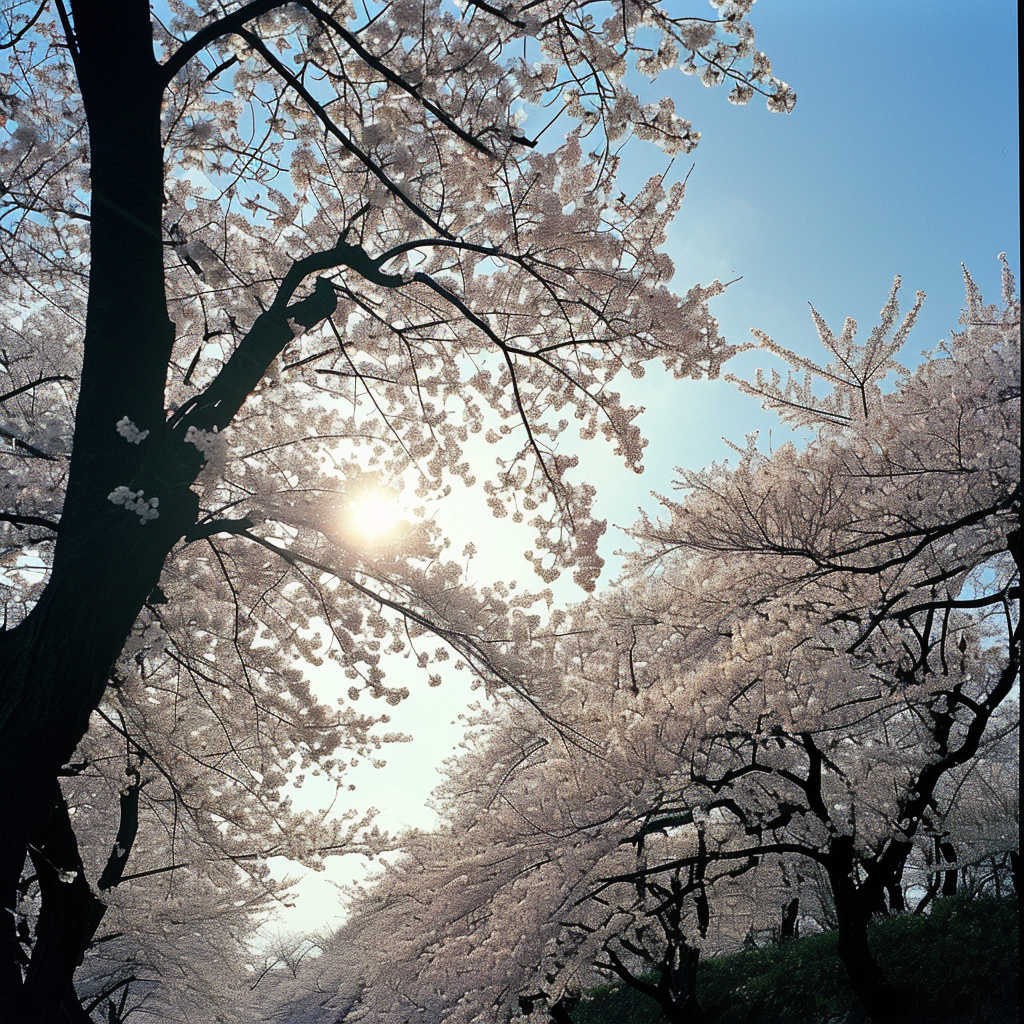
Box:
348, 491, 400, 544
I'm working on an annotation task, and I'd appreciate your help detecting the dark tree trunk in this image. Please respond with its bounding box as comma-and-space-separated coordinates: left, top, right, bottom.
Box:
0, 3, 195, 1020
657, 944, 703, 1024
548, 998, 577, 1024
834, 900, 900, 1024
826, 838, 907, 1024
650, 841, 706, 1023
780, 897, 800, 940
21, 783, 104, 1023
938, 841, 958, 898
885, 859, 906, 914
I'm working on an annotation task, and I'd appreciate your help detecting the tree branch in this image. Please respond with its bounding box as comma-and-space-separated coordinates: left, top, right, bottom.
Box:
159, 0, 289, 84
96, 764, 144, 892
184, 516, 255, 543
236, 28, 453, 238
0, 512, 60, 532
0, 374, 75, 405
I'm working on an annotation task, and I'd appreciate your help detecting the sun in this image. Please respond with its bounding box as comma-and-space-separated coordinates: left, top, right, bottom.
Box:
347, 491, 401, 544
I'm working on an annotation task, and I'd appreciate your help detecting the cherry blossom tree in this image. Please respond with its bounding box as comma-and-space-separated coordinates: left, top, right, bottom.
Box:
293, 610, 768, 1024
613, 257, 1021, 1023
304, 261, 1019, 1024
307, 712, 616, 1024
0, 0, 798, 1019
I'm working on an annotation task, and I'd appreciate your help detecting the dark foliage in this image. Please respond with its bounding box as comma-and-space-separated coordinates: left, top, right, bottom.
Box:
570, 897, 1020, 1024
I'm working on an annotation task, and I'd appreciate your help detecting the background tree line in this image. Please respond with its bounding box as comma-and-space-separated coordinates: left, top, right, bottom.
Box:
288, 268, 1019, 1024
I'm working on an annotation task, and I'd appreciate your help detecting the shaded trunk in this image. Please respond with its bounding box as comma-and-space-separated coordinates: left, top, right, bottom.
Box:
548, 999, 576, 1024
826, 838, 908, 1024
0, 3, 195, 1020
21, 783, 103, 1022
938, 841, 958, 898
780, 897, 800, 940
657, 944, 703, 1024
885, 861, 906, 914
834, 901, 901, 1024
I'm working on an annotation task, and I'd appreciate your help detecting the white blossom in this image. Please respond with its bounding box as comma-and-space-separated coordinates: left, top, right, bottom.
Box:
115, 415, 149, 443
184, 424, 228, 478
107, 486, 160, 523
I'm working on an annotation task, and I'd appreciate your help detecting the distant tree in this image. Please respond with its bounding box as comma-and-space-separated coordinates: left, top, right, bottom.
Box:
0, 1, 796, 1019
313, 262, 1019, 1024
907, 718, 1019, 908
617, 260, 1020, 1023
304, 716, 604, 1024
299, 611, 764, 1024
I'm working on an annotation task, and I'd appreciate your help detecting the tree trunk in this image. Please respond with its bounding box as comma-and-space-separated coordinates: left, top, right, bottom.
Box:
659, 990, 703, 1024
826, 838, 907, 1024
0, 3, 196, 1020
938, 841, 958, 898
885, 860, 907, 914
656, 944, 703, 1024
548, 998, 576, 1024
834, 903, 901, 1024
780, 897, 800, 940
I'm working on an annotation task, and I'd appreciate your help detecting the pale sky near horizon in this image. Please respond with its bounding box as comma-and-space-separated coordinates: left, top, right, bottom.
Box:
275, 0, 1021, 937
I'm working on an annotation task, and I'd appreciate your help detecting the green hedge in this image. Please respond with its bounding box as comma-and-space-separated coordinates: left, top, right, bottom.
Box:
570, 896, 1019, 1024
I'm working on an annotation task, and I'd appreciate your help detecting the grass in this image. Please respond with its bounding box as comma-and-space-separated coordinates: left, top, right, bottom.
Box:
569, 895, 1019, 1024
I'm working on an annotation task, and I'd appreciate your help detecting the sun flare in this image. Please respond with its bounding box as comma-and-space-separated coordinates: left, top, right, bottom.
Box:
347, 492, 401, 543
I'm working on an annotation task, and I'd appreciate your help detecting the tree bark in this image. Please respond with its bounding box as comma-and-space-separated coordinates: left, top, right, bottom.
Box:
826, 838, 907, 1024
780, 897, 800, 940
657, 944, 703, 1024
885, 860, 906, 914
548, 998, 577, 1024
938, 841, 958, 898
22, 783, 104, 1022
0, 3, 193, 1020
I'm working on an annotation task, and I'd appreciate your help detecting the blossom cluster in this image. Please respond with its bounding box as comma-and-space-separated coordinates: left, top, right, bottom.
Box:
184, 424, 228, 478
115, 415, 149, 443
107, 485, 160, 523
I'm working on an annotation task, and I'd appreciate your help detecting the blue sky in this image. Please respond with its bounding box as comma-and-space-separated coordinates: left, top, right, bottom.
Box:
578, 0, 1020, 553
285, 1, 1020, 931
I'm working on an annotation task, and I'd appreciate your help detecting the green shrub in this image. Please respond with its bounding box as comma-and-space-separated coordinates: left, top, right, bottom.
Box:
569, 896, 1019, 1024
